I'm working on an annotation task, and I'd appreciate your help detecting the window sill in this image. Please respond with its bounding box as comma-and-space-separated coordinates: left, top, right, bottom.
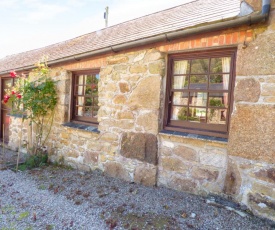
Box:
62, 122, 99, 133
160, 130, 227, 143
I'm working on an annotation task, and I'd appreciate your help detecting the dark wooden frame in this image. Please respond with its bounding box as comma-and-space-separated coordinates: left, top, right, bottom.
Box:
71, 69, 100, 125
163, 48, 237, 138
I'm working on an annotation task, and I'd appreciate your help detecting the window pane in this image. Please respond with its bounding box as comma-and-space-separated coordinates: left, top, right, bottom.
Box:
210, 58, 222, 73
84, 107, 93, 117
84, 97, 92, 106
84, 85, 92, 96
76, 96, 85, 106
207, 108, 227, 124
188, 107, 206, 122
173, 92, 188, 105
95, 74, 100, 83
76, 85, 84, 95
75, 106, 84, 116
189, 75, 207, 89
77, 75, 85, 84
171, 106, 188, 120
209, 74, 229, 90
190, 59, 209, 74
86, 75, 93, 84
174, 60, 190, 74
209, 93, 228, 108
211, 57, 231, 74
173, 75, 188, 89
190, 92, 207, 106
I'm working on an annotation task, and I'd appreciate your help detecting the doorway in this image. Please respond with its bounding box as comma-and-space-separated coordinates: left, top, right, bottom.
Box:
1, 77, 13, 143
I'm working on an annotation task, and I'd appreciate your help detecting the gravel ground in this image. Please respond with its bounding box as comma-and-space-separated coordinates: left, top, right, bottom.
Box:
0, 165, 274, 230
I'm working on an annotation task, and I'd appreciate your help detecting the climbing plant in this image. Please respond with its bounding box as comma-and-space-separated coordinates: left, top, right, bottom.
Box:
3, 59, 58, 156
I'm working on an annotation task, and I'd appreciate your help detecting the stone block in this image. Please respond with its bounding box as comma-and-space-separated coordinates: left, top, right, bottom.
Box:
113, 64, 128, 73
116, 111, 134, 120
228, 104, 275, 164
144, 50, 164, 62
100, 66, 113, 76
162, 141, 174, 148
83, 151, 98, 165
113, 95, 127, 104
266, 76, 275, 83
253, 168, 275, 184
102, 82, 117, 92
111, 72, 121, 81
87, 142, 102, 151
136, 112, 159, 134
168, 175, 197, 193
252, 182, 275, 199
134, 164, 157, 186
224, 158, 242, 196
119, 82, 130, 93
160, 147, 172, 156
129, 64, 147, 74
261, 84, 275, 96
133, 51, 146, 62
199, 149, 227, 168
67, 149, 79, 158
234, 78, 260, 102
100, 132, 119, 142
77, 130, 99, 139
101, 119, 134, 130
263, 97, 275, 103
191, 167, 219, 182
107, 55, 129, 65
148, 62, 164, 75
99, 154, 115, 162
248, 193, 275, 222
123, 75, 140, 82
161, 157, 189, 174
160, 134, 206, 148
174, 145, 198, 162
120, 132, 158, 165
104, 162, 130, 181
128, 76, 161, 109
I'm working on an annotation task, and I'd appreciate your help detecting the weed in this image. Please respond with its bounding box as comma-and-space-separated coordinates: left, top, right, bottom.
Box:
38, 185, 46, 190
17, 211, 30, 221
17, 153, 48, 171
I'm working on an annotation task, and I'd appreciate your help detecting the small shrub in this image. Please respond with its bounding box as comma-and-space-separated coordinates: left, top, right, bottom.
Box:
18, 153, 48, 170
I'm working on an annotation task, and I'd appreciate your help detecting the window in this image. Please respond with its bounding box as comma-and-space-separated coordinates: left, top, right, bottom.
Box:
71, 70, 99, 124
164, 48, 236, 138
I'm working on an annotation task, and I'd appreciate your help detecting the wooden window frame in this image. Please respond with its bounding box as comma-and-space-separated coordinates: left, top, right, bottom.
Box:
71, 69, 100, 125
163, 48, 237, 138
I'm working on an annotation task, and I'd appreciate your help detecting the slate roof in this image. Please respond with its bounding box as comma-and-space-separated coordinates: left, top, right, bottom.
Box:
0, 0, 240, 73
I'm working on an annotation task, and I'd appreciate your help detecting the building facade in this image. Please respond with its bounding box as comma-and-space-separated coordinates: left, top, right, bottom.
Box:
0, 0, 274, 221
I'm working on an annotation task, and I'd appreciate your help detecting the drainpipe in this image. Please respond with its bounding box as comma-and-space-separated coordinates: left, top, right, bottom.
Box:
0, 0, 271, 75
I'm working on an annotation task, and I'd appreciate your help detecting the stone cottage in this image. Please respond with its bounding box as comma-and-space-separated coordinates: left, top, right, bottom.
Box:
0, 0, 274, 221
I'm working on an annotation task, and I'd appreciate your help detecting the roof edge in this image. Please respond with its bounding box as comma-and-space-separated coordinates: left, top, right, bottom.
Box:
0, 10, 270, 75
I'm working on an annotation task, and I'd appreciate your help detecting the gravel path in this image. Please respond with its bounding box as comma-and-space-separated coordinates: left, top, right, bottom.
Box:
0, 165, 273, 230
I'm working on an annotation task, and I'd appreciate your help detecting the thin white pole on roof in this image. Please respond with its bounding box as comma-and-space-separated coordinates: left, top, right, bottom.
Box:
104, 6, 109, 28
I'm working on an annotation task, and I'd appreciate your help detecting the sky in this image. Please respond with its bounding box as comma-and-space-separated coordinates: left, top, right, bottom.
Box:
0, 0, 194, 59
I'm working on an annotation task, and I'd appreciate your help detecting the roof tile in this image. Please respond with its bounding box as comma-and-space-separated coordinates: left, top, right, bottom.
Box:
0, 0, 240, 73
